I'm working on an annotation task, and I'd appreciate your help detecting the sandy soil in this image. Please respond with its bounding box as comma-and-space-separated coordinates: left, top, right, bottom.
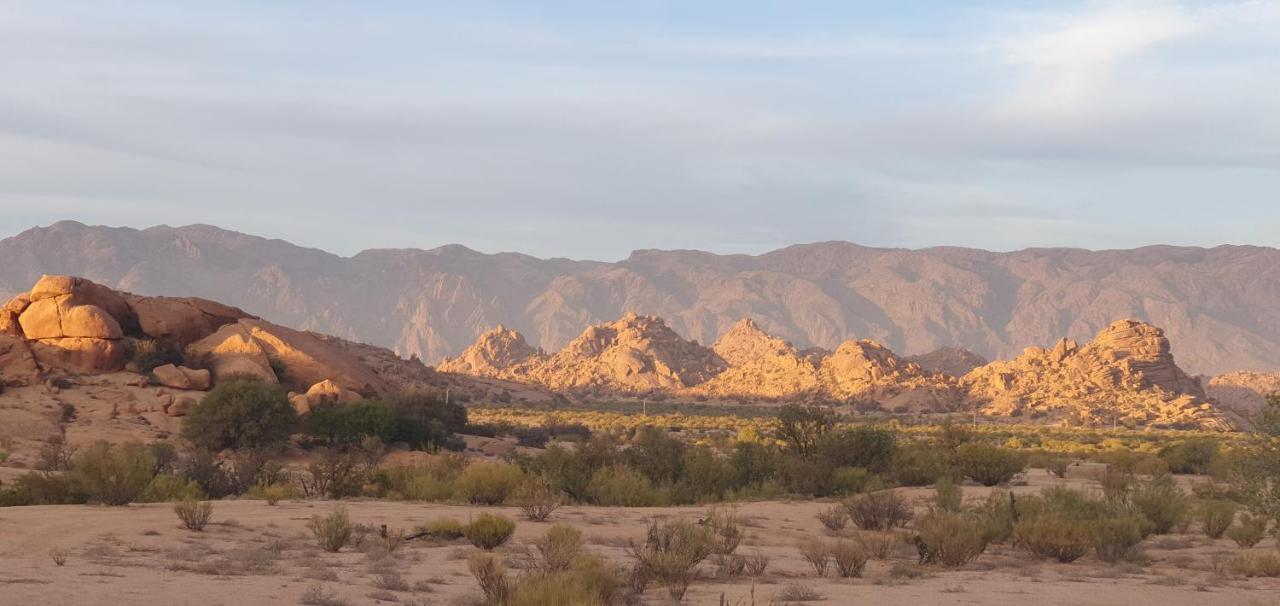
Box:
2, 471, 1279, 606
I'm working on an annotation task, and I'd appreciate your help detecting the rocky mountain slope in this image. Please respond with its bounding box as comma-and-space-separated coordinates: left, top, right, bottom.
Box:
4, 221, 1280, 376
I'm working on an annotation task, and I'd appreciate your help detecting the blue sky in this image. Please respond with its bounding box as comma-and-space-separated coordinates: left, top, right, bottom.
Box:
0, 1, 1277, 259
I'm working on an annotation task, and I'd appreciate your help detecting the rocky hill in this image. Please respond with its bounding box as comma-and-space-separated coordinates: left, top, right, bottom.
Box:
6, 222, 1280, 376
907, 347, 989, 377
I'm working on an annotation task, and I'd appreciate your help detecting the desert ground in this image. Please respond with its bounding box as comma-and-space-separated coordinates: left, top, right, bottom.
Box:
2, 470, 1277, 606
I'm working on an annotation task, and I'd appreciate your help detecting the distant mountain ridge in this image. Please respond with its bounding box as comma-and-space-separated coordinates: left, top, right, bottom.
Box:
3, 220, 1280, 376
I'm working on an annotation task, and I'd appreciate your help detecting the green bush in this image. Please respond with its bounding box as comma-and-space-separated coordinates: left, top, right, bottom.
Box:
308, 506, 353, 552
533, 524, 583, 572
306, 400, 398, 445
1125, 475, 1190, 535
843, 490, 912, 531
955, 442, 1025, 486
386, 391, 468, 451
140, 474, 205, 503
893, 442, 955, 487
774, 404, 837, 457
0, 471, 89, 506
455, 462, 526, 506
587, 465, 668, 507
1158, 439, 1220, 475
915, 511, 990, 567
1226, 513, 1269, 548
1015, 514, 1092, 563
465, 513, 516, 550
1091, 516, 1146, 562
814, 427, 895, 474
73, 441, 155, 506
420, 517, 466, 540
372, 457, 465, 501
182, 380, 298, 451
933, 476, 962, 512
1197, 500, 1237, 539
508, 553, 626, 606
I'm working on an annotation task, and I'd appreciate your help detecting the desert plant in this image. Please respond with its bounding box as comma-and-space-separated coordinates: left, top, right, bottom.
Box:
421, 517, 466, 540
776, 584, 823, 602
915, 511, 990, 567
816, 505, 848, 531
182, 380, 298, 451
704, 506, 743, 555
508, 553, 626, 606
586, 465, 668, 507
1015, 514, 1092, 563
465, 514, 516, 551
456, 461, 526, 506
49, 548, 68, 566
829, 540, 868, 578
933, 476, 962, 512
853, 530, 897, 560
1227, 552, 1280, 577
257, 483, 288, 505
628, 519, 713, 601
513, 477, 562, 521
1226, 513, 1269, 548
955, 442, 1025, 486
843, 490, 912, 531
309, 506, 353, 552
743, 551, 770, 577
1198, 500, 1237, 539
534, 524, 583, 573
140, 474, 204, 503
72, 441, 155, 506
469, 552, 512, 605
1090, 515, 1146, 562
798, 539, 830, 576
712, 553, 747, 578
1126, 475, 1190, 535
173, 499, 213, 531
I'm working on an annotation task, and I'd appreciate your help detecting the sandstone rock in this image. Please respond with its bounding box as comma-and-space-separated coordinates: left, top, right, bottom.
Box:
29, 337, 127, 374
906, 347, 989, 377
304, 379, 361, 406
0, 334, 39, 385
153, 364, 193, 390
166, 394, 199, 417
32, 275, 135, 330
290, 393, 312, 416
60, 304, 123, 339
18, 297, 63, 340
188, 323, 279, 384
438, 325, 543, 377
695, 319, 822, 399
128, 295, 251, 345
2, 293, 30, 314
181, 366, 212, 390
0, 309, 21, 337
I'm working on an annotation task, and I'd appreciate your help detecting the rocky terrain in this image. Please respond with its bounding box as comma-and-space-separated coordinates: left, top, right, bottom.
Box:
6, 221, 1280, 376
443, 313, 1230, 429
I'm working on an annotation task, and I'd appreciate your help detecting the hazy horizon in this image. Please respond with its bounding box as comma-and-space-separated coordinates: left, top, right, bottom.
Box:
2, 1, 1278, 259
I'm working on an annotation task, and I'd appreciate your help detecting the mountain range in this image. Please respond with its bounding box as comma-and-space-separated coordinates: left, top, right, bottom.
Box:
3, 220, 1280, 377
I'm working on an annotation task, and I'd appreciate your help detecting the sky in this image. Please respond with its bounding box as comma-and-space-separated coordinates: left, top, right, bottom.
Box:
0, 1, 1278, 260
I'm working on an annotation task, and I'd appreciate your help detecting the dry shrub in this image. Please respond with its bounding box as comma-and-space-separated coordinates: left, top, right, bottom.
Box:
50, 548, 68, 566
174, 499, 214, 531
533, 524, 583, 573
1014, 514, 1091, 563
1197, 500, 1236, 539
514, 477, 562, 522
628, 519, 713, 601
915, 511, 990, 567
309, 506, 353, 552
1227, 552, 1280, 577
830, 540, 868, 578
843, 490, 912, 531
465, 514, 516, 551
420, 517, 466, 541
744, 550, 770, 577
933, 476, 963, 512
713, 553, 747, 578
374, 572, 411, 592
798, 539, 830, 576
300, 584, 350, 606
816, 505, 848, 532
704, 506, 743, 555
854, 530, 898, 560
468, 552, 511, 605
776, 584, 823, 602
456, 462, 526, 506
508, 553, 626, 606
1226, 513, 1269, 548
258, 483, 288, 505
1091, 516, 1146, 563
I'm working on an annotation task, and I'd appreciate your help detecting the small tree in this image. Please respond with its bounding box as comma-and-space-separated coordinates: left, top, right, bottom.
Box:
955, 442, 1025, 486
775, 404, 837, 458
182, 380, 298, 451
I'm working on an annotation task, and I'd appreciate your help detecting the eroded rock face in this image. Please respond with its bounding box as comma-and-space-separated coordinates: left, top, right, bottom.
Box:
818, 339, 964, 412
29, 337, 128, 374
1207, 371, 1280, 427
0, 334, 39, 385
437, 326, 544, 377
907, 347, 988, 378
965, 319, 1225, 429
695, 319, 822, 399
127, 295, 250, 346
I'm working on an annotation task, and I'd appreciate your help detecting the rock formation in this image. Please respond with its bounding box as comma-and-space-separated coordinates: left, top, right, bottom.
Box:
1207, 371, 1280, 426
818, 340, 965, 412
694, 319, 822, 399
438, 326, 545, 377
965, 320, 1226, 429
907, 347, 989, 377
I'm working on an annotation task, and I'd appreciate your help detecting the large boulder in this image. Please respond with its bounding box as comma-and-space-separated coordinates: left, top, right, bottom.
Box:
181, 366, 212, 390
60, 304, 123, 339
187, 322, 278, 384
153, 363, 193, 389
127, 295, 250, 346
29, 337, 128, 374
166, 394, 200, 417
18, 297, 64, 340
31, 275, 135, 330
304, 379, 362, 406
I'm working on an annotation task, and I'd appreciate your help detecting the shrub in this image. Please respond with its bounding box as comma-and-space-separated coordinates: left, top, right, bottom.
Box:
127, 339, 184, 373
508, 554, 626, 606
1227, 552, 1280, 577
829, 540, 868, 578
455, 462, 526, 506
301, 448, 369, 499
1126, 475, 1190, 535
1226, 514, 1269, 548
173, 499, 213, 531
628, 519, 713, 600
1091, 516, 1145, 563
182, 380, 298, 451
306, 400, 398, 445
816, 505, 848, 531
586, 465, 667, 507
853, 530, 897, 560
814, 427, 896, 474
775, 405, 837, 457
254, 483, 288, 505
892, 442, 955, 487
1158, 439, 1220, 475
955, 442, 1025, 486
744, 551, 770, 576
309, 507, 353, 552
72, 441, 155, 506
421, 517, 466, 540
1015, 514, 1092, 563
387, 391, 468, 451
843, 491, 912, 531
140, 474, 204, 503
829, 466, 878, 496
1197, 500, 1236, 539
915, 511, 990, 567
704, 506, 743, 556
465, 514, 516, 550
372, 458, 464, 501
798, 539, 830, 576
533, 524, 582, 573
468, 552, 511, 605
933, 476, 962, 512
514, 477, 562, 521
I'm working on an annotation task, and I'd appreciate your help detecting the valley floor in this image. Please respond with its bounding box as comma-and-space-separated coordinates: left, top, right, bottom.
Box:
2, 473, 1279, 606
